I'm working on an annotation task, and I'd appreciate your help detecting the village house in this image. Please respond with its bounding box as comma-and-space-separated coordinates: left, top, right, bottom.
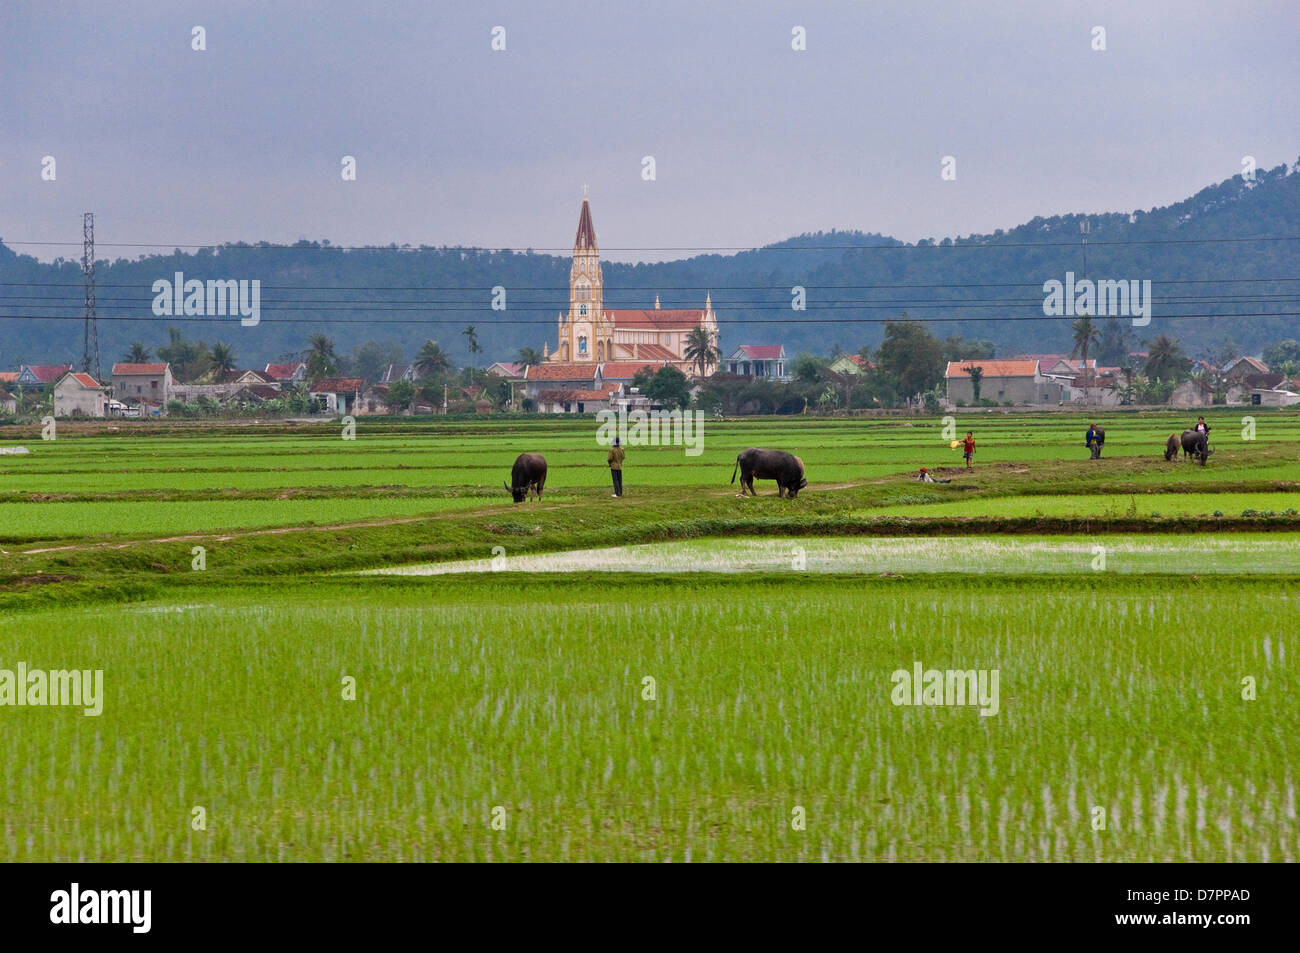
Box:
1250, 386, 1300, 407
486, 362, 526, 380
112, 362, 174, 413
945, 359, 1063, 405
829, 354, 872, 376
308, 377, 363, 415
1168, 378, 1213, 409
52, 371, 110, 418
725, 345, 789, 380
358, 383, 392, 415
1222, 356, 1270, 385
0, 373, 19, 414
229, 369, 278, 389
264, 361, 308, 386
17, 364, 74, 390
380, 364, 417, 384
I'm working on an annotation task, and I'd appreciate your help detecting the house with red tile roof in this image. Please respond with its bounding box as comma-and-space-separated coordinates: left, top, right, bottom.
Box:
17, 364, 74, 389
308, 377, 364, 415
542, 197, 720, 376
944, 359, 1066, 405
264, 361, 308, 385
52, 371, 109, 418
724, 345, 788, 380
111, 362, 174, 413
829, 353, 874, 376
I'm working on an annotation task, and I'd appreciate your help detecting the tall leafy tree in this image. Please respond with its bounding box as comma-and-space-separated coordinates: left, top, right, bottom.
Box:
157, 327, 210, 383
386, 379, 416, 412
878, 318, 945, 398
350, 340, 404, 383
645, 366, 691, 410
965, 365, 985, 402
124, 341, 152, 363
415, 339, 450, 379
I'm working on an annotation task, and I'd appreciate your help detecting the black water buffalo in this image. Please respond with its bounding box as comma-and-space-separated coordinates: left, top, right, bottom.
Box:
1180, 429, 1212, 466
1164, 433, 1180, 461
504, 452, 547, 502
732, 448, 807, 498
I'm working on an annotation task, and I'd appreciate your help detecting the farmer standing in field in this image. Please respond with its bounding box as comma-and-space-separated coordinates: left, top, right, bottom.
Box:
962, 431, 976, 469
1086, 423, 1105, 459
1195, 416, 1211, 447
607, 436, 624, 498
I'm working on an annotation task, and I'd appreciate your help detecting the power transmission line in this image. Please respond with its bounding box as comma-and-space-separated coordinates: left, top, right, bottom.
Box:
4, 235, 1300, 252
3, 312, 1297, 325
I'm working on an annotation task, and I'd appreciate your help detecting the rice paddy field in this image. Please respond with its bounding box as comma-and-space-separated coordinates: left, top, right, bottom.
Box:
1, 408, 1298, 862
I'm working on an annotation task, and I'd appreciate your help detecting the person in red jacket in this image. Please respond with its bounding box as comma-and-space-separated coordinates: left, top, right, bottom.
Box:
962, 432, 976, 469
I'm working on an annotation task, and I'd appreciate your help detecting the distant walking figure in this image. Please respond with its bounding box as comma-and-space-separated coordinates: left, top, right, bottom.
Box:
962, 432, 976, 469
607, 437, 625, 498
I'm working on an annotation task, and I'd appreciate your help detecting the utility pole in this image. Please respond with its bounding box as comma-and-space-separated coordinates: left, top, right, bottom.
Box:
81, 212, 100, 380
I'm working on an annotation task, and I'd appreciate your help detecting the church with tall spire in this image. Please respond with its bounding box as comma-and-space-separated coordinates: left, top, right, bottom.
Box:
545, 196, 719, 376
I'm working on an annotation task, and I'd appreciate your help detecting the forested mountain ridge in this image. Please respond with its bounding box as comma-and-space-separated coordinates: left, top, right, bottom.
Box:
2, 159, 1297, 372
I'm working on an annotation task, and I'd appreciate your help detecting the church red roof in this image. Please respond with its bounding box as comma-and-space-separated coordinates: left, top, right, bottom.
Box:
575, 198, 597, 250
607, 309, 703, 330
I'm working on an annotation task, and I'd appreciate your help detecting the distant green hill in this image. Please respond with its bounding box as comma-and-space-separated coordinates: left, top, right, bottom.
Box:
2, 159, 1297, 371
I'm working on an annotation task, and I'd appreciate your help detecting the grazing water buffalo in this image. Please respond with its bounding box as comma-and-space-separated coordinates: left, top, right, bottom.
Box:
1180, 429, 1212, 466
731, 448, 807, 498
1164, 433, 1180, 461
504, 452, 547, 502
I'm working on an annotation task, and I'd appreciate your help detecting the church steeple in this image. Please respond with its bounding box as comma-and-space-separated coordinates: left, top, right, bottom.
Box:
575, 197, 597, 251
557, 195, 609, 363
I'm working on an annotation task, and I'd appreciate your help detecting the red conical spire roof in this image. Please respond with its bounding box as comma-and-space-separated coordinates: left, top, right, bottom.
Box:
575, 197, 597, 250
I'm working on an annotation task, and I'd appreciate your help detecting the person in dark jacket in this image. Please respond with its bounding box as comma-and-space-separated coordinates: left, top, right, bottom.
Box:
607, 437, 624, 498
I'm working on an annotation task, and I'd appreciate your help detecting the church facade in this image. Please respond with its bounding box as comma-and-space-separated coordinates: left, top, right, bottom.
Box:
545, 197, 719, 377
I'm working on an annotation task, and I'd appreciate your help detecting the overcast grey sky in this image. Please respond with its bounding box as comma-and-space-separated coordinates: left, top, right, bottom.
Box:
3, 0, 1297, 263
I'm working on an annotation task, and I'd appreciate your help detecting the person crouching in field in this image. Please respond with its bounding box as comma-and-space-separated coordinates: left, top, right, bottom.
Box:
607, 437, 624, 498
1086, 423, 1105, 459
962, 432, 976, 469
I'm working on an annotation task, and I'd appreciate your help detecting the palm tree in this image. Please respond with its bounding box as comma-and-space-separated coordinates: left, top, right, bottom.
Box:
1144, 334, 1191, 382
684, 327, 719, 377
304, 334, 339, 382
1071, 314, 1100, 397
415, 340, 450, 379
516, 347, 544, 368
462, 326, 481, 362
462, 326, 482, 383
209, 342, 237, 381
965, 365, 985, 402
124, 342, 151, 364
